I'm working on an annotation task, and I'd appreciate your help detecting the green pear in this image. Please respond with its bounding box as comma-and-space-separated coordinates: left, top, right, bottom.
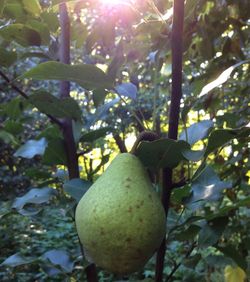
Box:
75, 153, 166, 274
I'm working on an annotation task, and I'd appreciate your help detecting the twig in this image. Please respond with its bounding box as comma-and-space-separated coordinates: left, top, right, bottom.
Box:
155, 1, 185, 281
0, 69, 62, 127
166, 242, 197, 282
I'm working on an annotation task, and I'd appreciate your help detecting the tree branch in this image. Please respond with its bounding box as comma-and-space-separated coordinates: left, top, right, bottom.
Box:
113, 134, 128, 153
58, 3, 98, 282
155, 1, 185, 281
0, 69, 62, 127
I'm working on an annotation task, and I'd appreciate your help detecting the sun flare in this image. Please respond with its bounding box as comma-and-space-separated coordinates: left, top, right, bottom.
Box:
100, 0, 132, 6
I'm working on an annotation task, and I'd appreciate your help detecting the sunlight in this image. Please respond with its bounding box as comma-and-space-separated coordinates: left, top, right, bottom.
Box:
100, 0, 131, 6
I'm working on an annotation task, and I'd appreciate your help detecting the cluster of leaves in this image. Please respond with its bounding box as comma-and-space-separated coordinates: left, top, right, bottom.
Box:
0, 0, 249, 281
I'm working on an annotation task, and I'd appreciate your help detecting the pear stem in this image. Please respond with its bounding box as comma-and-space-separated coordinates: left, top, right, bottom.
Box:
155, 0, 185, 281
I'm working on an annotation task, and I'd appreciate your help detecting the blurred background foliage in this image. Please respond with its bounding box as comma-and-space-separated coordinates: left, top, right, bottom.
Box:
0, 0, 249, 281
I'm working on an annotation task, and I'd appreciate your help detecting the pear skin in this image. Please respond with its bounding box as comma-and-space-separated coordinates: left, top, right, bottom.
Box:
75, 153, 166, 274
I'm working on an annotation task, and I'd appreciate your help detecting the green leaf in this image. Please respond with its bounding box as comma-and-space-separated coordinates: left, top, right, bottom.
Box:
80, 127, 111, 143
26, 20, 50, 45
205, 127, 250, 157
199, 60, 250, 97
0, 47, 17, 67
175, 225, 201, 241
0, 23, 41, 46
14, 138, 48, 159
183, 254, 202, 268
29, 91, 82, 121
198, 217, 228, 247
42, 139, 67, 165
180, 120, 214, 145
93, 88, 108, 108
135, 139, 190, 170
19, 61, 113, 90
182, 149, 205, 162
0, 130, 16, 144
0, 0, 6, 17
4, 120, 23, 135
63, 178, 91, 202
22, 0, 41, 17
187, 166, 232, 209
1, 253, 34, 267
217, 245, 248, 271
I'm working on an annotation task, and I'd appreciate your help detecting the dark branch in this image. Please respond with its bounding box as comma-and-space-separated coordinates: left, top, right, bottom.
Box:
155, 1, 185, 281
58, 3, 98, 282
0, 70, 62, 127
113, 134, 128, 153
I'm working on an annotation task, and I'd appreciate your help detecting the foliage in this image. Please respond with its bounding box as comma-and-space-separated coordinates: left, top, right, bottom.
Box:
0, 0, 249, 281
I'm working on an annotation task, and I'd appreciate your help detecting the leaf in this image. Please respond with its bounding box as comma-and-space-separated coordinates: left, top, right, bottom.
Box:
22, 0, 41, 17
80, 127, 111, 143
42, 250, 74, 273
198, 217, 228, 247
14, 138, 48, 159
182, 149, 205, 162
199, 60, 250, 97
63, 178, 91, 202
87, 98, 120, 126
4, 120, 23, 135
0, 23, 41, 46
19, 61, 113, 90
115, 82, 137, 100
0, 0, 5, 17
12, 187, 56, 211
92, 88, 108, 108
0, 47, 17, 67
183, 254, 202, 268
175, 225, 201, 241
1, 253, 34, 267
42, 139, 67, 165
0, 130, 16, 144
224, 265, 246, 282
135, 139, 190, 170
217, 245, 248, 271
205, 127, 250, 157
186, 166, 232, 209
29, 91, 82, 121
179, 120, 214, 145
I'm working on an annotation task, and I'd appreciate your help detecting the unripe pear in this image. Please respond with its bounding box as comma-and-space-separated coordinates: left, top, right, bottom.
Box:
75, 153, 166, 274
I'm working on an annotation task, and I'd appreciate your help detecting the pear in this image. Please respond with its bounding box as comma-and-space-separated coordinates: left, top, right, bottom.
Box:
75, 153, 166, 274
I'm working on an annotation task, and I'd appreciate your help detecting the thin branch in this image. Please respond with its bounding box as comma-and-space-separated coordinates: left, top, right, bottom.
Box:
155, 1, 185, 281
0, 69, 62, 127
166, 242, 197, 282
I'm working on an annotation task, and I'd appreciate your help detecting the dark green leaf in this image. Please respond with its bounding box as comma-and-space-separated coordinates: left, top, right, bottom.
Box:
198, 217, 228, 247
0, 23, 41, 46
42, 139, 67, 165
175, 225, 201, 241
217, 245, 247, 270
19, 61, 113, 90
63, 178, 91, 202
205, 127, 250, 157
29, 91, 82, 121
183, 254, 202, 268
4, 120, 23, 135
135, 139, 190, 170
80, 127, 111, 143
0, 130, 16, 144
0, 47, 17, 67
93, 88, 108, 108
22, 0, 41, 17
